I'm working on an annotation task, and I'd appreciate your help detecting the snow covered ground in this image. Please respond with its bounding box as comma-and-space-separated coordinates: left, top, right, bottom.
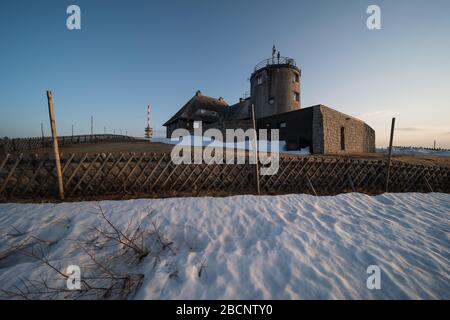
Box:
377, 147, 450, 157
152, 136, 311, 155
0, 193, 449, 299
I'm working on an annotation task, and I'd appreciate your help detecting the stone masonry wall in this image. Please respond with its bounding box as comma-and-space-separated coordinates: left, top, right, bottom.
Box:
312, 106, 324, 154
319, 105, 375, 154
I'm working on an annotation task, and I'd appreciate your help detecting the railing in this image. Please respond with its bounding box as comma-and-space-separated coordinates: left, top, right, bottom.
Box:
241, 91, 251, 100
254, 56, 297, 72
0, 134, 137, 154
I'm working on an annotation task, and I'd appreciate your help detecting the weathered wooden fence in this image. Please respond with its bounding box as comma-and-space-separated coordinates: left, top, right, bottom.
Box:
0, 152, 449, 201
0, 135, 136, 154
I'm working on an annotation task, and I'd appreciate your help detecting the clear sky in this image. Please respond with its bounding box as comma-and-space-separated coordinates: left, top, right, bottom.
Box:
0, 0, 449, 147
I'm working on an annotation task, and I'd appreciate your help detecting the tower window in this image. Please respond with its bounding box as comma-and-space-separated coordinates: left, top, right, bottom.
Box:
293, 72, 299, 83
256, 75, 263, 85
340, 127, 345, 150
293, 92, 300, 102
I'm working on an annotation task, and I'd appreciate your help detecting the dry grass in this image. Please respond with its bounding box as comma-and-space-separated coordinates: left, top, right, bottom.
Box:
0, 205, 175, 300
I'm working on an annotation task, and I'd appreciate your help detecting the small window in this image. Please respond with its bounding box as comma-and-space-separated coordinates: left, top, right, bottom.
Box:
293, 72, 299, 83
256, 75, 263, 85
340, 127, 345, 150
279, 122, 286, 129
193, 122, 200, 129
198, 109, 217, 116
293, 92, 300, 102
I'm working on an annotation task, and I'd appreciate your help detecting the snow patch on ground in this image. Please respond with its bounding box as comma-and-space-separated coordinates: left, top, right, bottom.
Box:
152, 136, 311, 155
377, 147, 450, 157
0, 193, 449, 299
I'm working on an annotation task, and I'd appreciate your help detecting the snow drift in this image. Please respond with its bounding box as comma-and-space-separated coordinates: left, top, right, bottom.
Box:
0, 193, 449, 299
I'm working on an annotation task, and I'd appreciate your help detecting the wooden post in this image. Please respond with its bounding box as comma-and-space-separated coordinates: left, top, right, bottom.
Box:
251, 104, 260, 195
47, 91, 64, 200
423, 175, 433, 193
385, 117, 396, 192
41, 123, 44, 140
347, 173, 355, 192
91, 116, 93, 136
306, 175, 317, 196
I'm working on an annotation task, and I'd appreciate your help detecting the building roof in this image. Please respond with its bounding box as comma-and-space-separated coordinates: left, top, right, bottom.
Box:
225, 98, 251, 121
163, 91, 229, 126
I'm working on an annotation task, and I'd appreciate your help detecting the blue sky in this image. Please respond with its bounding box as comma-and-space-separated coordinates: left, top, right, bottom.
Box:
0, 0, 449, 147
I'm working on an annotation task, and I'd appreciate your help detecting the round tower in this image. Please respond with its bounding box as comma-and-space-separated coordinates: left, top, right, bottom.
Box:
250, 54, 301, 119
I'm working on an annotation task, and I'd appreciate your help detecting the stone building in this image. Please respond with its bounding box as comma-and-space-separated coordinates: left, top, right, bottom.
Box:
163, 51, 375, 154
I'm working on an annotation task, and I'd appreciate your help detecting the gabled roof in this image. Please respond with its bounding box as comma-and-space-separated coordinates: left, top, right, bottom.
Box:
163, 93, 229, 126
225, 98, 251, 121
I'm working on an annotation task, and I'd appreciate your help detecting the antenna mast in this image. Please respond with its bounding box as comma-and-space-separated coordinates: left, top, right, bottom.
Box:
145, 105, 153, 139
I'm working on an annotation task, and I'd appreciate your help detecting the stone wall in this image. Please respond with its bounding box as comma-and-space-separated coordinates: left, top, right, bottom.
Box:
312, 106, 324, 154
319, 105, 375, 154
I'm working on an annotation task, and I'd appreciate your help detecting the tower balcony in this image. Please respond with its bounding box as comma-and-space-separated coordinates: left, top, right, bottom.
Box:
253, 56, 297, 72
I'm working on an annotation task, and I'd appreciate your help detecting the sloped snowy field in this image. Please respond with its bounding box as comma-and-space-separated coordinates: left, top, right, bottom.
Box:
0, 193, 449, 299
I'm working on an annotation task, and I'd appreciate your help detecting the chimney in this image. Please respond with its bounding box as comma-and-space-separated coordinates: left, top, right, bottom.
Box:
218, 97, 224, 102
239, 98, 244, 102
195, 90, 202, 96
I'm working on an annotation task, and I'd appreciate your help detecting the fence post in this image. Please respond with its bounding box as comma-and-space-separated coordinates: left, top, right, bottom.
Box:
306, 175, 317, 196
385, 117, 396, 192
251, 104, 260, 195
423, 175, 433, 193
41, 123, 44, 144
47, 90, 65, 200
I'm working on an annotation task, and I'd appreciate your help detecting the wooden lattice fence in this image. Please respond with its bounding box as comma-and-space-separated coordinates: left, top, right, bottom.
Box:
0, 152, 449, 201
